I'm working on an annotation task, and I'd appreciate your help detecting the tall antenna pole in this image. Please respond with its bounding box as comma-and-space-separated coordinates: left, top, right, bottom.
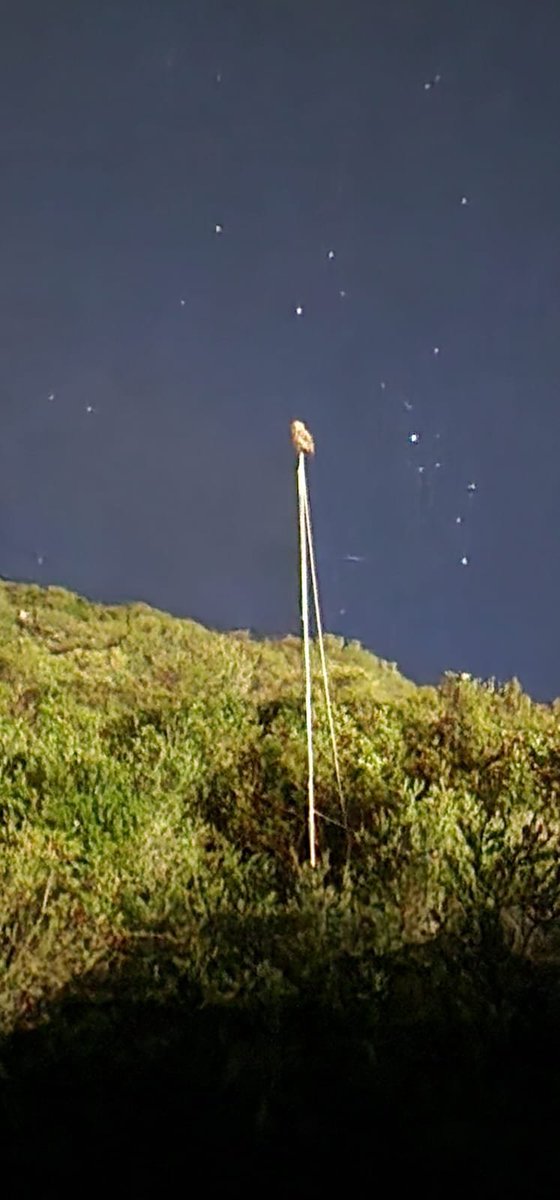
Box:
291, 419, 317, 867
298, 453, 316, 867
291, 419, 347, 863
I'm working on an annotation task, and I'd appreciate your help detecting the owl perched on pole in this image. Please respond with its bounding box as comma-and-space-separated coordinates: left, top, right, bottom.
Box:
291, 419, 315, 456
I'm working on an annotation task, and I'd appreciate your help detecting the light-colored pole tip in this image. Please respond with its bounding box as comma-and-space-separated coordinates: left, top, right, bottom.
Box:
291, 419, 315, 456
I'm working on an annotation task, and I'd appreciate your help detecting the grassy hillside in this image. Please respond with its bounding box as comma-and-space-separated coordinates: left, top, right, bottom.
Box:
1, 579, 559, 1181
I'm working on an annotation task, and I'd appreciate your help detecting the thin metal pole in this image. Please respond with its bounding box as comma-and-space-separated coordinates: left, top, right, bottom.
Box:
297, 452, 316, 867
302, 484, 347, 837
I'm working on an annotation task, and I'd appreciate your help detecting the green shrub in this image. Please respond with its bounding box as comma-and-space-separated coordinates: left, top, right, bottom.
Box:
0, 580, 559, 1038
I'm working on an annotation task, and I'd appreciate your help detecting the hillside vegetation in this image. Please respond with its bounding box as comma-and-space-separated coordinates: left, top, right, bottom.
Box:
1, 579, 560, 1172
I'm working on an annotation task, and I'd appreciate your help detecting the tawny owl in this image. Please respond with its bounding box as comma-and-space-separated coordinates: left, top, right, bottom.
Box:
291, 419, 315, 456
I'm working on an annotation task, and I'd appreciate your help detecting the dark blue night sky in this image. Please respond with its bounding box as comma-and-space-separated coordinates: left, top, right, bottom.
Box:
2, 0, 560, 698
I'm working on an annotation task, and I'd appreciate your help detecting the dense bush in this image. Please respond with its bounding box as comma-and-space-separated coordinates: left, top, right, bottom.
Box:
2, 577, 560, 1190
0, 579, 558, 1043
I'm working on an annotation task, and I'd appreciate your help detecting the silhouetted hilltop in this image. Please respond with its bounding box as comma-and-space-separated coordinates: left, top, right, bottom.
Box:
0, 580, 559, 1185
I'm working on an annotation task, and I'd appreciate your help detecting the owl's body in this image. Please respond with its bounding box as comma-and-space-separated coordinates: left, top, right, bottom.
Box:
291, 419, 315, 456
